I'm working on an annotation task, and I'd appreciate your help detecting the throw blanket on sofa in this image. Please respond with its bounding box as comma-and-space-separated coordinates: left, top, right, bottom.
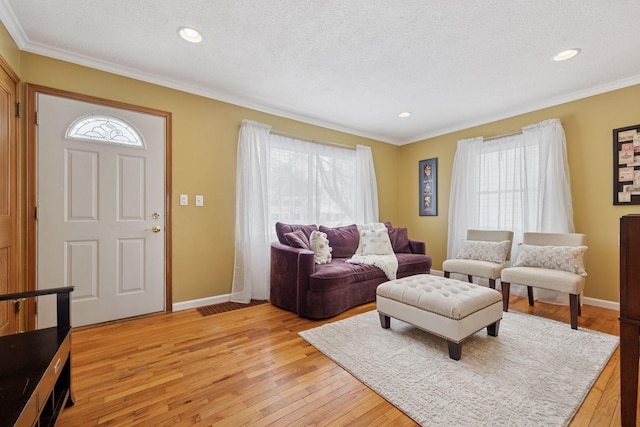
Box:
347, 223, 398, 280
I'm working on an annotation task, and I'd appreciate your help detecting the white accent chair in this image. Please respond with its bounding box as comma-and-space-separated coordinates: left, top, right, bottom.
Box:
500, 232, 588, 329
443, 229, 514, 289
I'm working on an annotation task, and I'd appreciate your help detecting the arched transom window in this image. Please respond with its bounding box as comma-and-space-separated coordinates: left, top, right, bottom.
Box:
66, 114, 144, 147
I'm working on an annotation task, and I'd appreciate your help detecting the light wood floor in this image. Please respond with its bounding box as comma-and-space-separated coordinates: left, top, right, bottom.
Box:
58, 295, 631, 426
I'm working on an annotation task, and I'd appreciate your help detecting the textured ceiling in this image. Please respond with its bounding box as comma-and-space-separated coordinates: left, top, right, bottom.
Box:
1, 1, 640, 145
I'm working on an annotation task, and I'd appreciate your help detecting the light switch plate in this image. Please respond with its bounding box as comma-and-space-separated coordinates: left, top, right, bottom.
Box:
180, 194, 188, 206
195, 195, 204, 207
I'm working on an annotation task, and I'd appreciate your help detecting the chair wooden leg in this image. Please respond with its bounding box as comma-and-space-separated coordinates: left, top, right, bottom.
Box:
488, 279, 496, 289
467, 275, 473, 283
501, 282, 510, 312
527, 286, 534, 306
444, 271, 450, 278
578, 294, 581, 316
569, 294, 579, 329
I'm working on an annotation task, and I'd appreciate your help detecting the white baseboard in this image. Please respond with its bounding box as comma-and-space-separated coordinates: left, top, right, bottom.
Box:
430, 269, 619, 312
581, 296, 619, 311
172, 273, 621, 314
172, 293, 231, 312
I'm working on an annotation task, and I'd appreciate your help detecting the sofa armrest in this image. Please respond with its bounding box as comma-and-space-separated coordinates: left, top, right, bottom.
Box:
409, 239, 426, 255
270, 242, 315, 317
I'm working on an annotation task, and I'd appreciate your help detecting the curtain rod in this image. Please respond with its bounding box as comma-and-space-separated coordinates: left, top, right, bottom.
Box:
270, 129, 355, 150
483, 130, 522, 142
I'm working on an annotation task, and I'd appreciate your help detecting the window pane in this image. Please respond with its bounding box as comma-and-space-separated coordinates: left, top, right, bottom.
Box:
268, 136, 355, 228
476, 143, 539, 232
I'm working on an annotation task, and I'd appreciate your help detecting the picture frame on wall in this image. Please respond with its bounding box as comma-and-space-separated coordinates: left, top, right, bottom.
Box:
613, 123, 640, 205
419, 158, 437, 216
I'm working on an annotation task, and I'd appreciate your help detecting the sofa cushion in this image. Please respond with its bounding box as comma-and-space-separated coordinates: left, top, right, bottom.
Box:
310, 258, 386, 292
388, 227, 411, 253
309, 253, 432, 292
356, 223, 394, 256
283, 230, 311, 249
382, 222, 412, 253
319, 224, 360, 258
275, 222, 318, 246
309, 231, 332, 264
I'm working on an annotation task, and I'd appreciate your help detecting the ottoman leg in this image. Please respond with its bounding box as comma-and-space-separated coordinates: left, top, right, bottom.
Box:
487, 319, 501, 337
447, 340, 462, 360
379, 313, 391, 329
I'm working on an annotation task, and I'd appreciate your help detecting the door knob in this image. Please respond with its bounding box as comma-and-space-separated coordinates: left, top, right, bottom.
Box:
151, 225, 161, 233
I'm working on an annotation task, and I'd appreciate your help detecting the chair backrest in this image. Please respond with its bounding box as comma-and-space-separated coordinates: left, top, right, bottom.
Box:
467, 229, 515, 261
522, 232, 587, 247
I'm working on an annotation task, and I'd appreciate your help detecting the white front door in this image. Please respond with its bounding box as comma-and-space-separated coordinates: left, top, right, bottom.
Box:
36, 93, 166, 327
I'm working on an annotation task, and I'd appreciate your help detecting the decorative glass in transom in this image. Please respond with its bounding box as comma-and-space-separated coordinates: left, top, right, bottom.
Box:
66, 115, 144, 147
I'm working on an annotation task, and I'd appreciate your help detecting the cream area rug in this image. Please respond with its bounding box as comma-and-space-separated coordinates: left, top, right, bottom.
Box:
299, 310, 618, 427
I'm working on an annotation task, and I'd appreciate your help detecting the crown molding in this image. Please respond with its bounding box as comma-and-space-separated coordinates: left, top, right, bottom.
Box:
2, 0, 638, 148
400, 74, 640, 145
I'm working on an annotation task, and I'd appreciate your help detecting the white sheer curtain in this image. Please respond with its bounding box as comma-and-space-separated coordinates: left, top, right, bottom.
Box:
231, 120, 379, 302
447, 118, 574, 303
355, 145, 379, 224
231, 120, 273, 303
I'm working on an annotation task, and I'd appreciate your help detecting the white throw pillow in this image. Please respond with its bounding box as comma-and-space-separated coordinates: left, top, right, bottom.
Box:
309, 231, 332, 264
513, 244, 588, 276
359, 227, 394, 256
455, 240, 511, 265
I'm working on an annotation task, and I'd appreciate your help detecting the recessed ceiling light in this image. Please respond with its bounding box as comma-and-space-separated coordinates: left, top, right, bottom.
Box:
178, 26, 202, 43
553, 48, 581, 62
398, 112, 412, 118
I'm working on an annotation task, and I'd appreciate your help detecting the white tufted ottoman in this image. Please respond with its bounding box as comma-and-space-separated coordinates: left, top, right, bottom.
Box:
376, 274, 503, 360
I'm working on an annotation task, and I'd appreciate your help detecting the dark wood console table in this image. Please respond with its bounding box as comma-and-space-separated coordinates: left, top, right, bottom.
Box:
620, 215, 640, 426
0, 287, 74, 427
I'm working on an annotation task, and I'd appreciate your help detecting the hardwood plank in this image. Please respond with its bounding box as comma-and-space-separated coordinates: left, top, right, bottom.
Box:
571, 347, 618, 425
587, 349, 620, 426
57, 296, 624, 426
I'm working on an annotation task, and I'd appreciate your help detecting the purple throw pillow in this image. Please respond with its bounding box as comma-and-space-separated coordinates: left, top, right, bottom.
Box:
275, 222, 317, 245
283, 230, 311, 250
388, 227, 411, 253
319, 224, 359, 258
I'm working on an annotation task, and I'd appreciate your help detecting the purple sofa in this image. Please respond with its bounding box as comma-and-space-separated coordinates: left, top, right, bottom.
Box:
270, 222, 432, 319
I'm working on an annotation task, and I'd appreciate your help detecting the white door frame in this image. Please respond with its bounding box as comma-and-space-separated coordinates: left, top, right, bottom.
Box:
25, 84, 173, 329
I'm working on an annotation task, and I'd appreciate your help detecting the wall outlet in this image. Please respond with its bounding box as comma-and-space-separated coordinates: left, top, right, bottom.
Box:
195, 195, 204, 207
180, 194, 188, 206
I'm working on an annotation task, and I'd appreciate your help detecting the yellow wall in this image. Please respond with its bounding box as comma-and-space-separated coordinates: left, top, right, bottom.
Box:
0, 22, 20, 74
2, 20, 635, 305
1, 34, 399, 302
399, 84, 640, 303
